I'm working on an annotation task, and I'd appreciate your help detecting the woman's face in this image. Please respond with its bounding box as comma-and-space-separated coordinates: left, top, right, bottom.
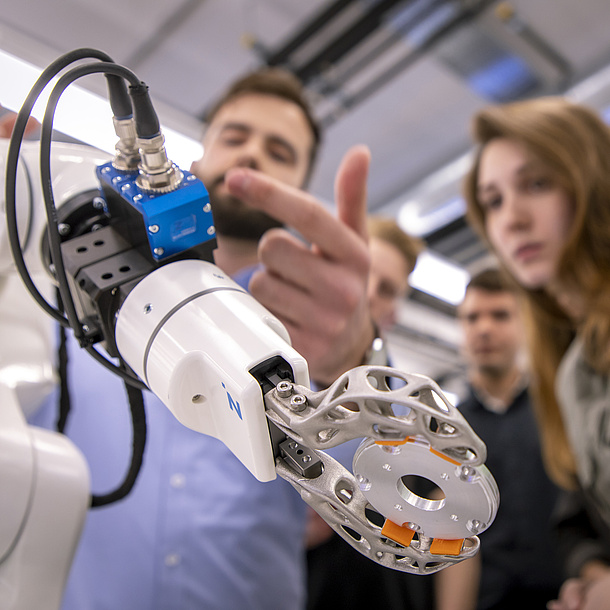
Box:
476, 138, 575, 291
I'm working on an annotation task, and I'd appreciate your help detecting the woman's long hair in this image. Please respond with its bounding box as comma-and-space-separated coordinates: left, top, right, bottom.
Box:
463, 97, 610, 489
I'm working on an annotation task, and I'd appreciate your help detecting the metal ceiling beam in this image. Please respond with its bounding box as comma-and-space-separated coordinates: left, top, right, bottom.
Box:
265, 0, 359, 66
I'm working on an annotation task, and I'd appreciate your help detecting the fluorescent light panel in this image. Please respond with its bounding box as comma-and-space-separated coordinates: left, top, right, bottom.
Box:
409, 250, 469, 306
0, 49, 203, 168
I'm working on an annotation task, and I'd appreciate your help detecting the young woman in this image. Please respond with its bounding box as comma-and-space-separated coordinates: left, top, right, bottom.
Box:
463, 97, 610, 610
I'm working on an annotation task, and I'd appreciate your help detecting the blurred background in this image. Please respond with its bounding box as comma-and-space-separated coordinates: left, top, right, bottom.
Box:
2, 0, 610, 398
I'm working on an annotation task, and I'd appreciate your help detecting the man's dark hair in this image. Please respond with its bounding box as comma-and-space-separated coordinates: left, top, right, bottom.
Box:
205, 68, 322, 182
466, 267, 517, 294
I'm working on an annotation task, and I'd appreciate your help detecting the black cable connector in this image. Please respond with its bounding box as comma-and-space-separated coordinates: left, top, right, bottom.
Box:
105, 74, 133, 120
129, 82, 161, 139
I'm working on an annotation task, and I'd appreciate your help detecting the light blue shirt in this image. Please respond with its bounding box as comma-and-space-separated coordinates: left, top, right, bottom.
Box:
29, 266, 308, 610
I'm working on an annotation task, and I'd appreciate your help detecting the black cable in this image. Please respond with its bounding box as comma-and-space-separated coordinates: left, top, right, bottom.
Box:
39, 62, 141, 343
85, 345, 148, 390
128, 82, 161, 138
105, 74, 133, 120
56, 287, 71, 433
5, 48, 153, 503
90, 381, 147, 507
37, 61, 151, 389
4, 48, 115, 327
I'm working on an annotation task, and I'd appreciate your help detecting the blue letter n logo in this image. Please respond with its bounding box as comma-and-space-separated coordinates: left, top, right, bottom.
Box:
222, 383, 242, 420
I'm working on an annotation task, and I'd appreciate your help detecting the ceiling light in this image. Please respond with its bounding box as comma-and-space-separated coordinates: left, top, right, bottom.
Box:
409, 249, 469, 305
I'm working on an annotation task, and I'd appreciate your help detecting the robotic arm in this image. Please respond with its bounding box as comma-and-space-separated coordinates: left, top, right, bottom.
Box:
1, 49, 499, 609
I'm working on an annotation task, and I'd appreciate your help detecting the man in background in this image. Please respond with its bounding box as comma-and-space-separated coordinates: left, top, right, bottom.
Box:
435, 268, 563, 610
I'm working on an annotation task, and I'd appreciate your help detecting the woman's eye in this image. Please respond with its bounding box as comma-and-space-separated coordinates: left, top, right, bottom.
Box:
527, 176, 551, 191
480, 195, 502, 211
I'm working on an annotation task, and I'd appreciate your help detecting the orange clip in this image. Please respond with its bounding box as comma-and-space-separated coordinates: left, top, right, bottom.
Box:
381, 519, 416, 547
429, 538, 464, 556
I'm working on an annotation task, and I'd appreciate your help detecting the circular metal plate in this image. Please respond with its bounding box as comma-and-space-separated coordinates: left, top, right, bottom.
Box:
353, 437, 499, 539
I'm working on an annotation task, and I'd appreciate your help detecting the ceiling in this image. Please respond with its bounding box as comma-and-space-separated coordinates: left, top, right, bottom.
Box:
3, 0, 610, 390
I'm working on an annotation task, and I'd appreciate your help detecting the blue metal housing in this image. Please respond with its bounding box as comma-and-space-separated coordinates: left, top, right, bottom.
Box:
96, 162, 215, 260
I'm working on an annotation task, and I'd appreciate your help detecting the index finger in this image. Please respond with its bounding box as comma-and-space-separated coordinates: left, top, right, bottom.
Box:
334, 145, 371, 241
224, 167, 366, 263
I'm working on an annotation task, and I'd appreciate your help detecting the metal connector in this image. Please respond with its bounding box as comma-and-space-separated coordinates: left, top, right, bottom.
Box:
136, 133, 184, 192
112, 117, 140, 171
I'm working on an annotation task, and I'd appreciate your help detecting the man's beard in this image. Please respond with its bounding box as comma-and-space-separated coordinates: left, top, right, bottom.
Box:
207, 180, 283, 240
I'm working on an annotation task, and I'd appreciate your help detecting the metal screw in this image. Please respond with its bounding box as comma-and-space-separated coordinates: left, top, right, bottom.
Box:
93, 197, 105, 209
148, 225, 160, 234
58, 223, 71, 236
459, 466, 476, 481
154, 247, 164, 256
133, 194, 143, 202
467, 519, 482, 534
289, 394, 307, 412
203, 203, 211, 213
207, 225, 216, 235
356, 474, 371, 492
187, 174, 197, 181
406, 522, 420, 532
276, 381, 293, 398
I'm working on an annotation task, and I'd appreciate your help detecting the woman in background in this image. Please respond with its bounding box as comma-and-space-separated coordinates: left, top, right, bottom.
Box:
463, 97, 610, 610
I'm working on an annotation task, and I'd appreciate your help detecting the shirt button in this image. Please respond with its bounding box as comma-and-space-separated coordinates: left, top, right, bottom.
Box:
170, 473, 186, 488
165, 553, 181, 567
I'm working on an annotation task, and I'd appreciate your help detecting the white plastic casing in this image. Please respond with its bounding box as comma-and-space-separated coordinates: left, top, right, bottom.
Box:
115, 259, 310, 482
0, 139, 111, 276
0, 383, 90, 610
0, 140, 111, 416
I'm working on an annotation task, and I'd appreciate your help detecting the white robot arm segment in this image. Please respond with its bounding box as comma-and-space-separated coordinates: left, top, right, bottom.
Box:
0, 383, 89, 610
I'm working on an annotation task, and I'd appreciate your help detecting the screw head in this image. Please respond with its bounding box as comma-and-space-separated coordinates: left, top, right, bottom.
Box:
276, 381, 293, 398
467, 519, 483, 534
289, 394, 307, 412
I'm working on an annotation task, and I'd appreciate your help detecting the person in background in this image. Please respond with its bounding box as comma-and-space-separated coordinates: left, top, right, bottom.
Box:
435, 268, 563, 610
366, 215, 423, 333
306, 215, 429, 610
28, 67, 379, 610
463, 96, 610, 610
